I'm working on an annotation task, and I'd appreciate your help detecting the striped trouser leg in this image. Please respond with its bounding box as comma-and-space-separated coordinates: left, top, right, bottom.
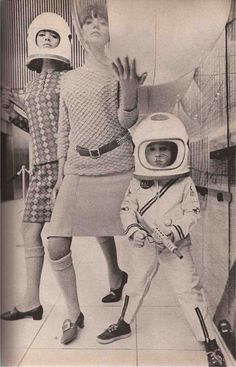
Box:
159, 245, 216, 341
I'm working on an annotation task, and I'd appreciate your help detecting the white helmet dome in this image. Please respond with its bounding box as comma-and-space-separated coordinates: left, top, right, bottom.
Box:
132, 113, 190, 180
27, 12, 72, 71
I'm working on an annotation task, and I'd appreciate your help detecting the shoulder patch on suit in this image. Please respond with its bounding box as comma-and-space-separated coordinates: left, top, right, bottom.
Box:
140, 180, 154, 189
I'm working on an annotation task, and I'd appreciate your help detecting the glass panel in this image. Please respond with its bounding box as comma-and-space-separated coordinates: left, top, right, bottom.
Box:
175, 15, 235, 359
213, 16, 236, 358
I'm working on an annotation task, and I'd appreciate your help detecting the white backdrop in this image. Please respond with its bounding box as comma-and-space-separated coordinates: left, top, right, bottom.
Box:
107, 0, 231, 85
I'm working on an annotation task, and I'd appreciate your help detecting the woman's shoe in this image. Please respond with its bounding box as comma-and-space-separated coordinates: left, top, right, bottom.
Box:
61, 312, 84, 345
1, 305, 43, 321
102, 271, 128, 303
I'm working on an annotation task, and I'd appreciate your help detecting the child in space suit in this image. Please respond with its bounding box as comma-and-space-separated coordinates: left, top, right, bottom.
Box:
97, 113, 226, 367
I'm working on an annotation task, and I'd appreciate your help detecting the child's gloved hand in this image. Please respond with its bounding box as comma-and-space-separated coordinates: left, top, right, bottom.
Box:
132, 230, 147, 248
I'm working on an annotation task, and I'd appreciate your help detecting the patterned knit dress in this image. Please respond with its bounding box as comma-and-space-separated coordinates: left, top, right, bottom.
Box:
11, 70, 66, 223
49, 64, 138, 236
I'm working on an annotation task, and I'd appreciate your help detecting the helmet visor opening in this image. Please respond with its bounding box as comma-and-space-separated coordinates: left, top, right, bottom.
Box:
145, 141, 177, 168
35, 29, 61, 48
139, 139, 185, 171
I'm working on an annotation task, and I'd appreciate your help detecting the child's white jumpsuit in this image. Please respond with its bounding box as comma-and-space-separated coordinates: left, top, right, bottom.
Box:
120, 175, 216, 342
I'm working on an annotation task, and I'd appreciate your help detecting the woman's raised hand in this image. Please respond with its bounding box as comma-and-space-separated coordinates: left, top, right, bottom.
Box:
112, 57, 147, 110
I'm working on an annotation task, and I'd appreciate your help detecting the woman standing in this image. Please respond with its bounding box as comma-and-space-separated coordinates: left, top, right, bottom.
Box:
1, 13, 72, 321
47, 2, 146, 344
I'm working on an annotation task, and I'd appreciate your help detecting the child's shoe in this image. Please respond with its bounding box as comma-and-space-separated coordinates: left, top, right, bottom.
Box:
97, 319, 131, 344
205, 339, 227, 367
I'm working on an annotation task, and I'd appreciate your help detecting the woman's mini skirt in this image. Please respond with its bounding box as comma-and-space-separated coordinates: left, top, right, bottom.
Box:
23, 161, 58, 223
48, 170, 133, 237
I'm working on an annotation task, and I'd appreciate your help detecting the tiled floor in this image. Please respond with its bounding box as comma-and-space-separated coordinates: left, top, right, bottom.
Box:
1, 200, 233, 366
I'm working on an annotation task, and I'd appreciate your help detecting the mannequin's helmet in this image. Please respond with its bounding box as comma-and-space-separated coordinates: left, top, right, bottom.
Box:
132, 113, 190, 180
27, 12, 72, 71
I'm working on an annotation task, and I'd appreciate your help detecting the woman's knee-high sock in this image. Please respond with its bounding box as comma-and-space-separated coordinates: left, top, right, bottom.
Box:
49, 252, 81, 322
20, 246, 44, 310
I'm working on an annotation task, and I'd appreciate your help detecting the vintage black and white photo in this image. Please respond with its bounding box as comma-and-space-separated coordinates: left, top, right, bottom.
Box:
1, 0, 235, 366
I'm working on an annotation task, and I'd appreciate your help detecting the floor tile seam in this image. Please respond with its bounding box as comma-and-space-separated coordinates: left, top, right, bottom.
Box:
75, 305, 178, 308
138, 305, 177, 308
79, 305, 122, 307
17, 296, 60, 366
129, 315, 204, 353
2, 346, 204, 352
24, 347, 137, 351
136, 347, 206, 351
1, 347, 28, 351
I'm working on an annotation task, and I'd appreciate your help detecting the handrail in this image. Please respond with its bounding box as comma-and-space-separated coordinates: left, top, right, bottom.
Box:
17, 165, 30, 201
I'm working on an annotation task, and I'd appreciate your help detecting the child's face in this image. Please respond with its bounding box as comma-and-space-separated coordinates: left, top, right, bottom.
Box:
145, 142, 172, 167
36, 30, 60, 49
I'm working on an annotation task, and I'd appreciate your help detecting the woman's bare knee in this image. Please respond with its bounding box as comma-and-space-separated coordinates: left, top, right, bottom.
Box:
21, 222, 44, 246
47, 237, 72, 261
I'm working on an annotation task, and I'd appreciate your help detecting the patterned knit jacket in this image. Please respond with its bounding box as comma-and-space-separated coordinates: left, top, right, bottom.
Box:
58, 64, 138, 176
10, 70, 66, 166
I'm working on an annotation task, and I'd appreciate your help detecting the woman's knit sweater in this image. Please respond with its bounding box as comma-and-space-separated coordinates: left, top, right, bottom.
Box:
58, 64, 138, 176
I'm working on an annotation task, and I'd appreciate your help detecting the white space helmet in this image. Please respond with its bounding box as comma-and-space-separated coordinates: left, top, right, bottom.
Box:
27, 12, 72, 71
132, 113, 190, 180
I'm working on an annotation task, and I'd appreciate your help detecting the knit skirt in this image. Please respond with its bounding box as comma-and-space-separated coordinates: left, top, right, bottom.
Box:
23, 161, 58, 223
48, 170, 133, 237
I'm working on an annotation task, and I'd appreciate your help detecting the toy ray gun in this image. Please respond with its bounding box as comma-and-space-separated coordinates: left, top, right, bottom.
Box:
139, 216, 183, 259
